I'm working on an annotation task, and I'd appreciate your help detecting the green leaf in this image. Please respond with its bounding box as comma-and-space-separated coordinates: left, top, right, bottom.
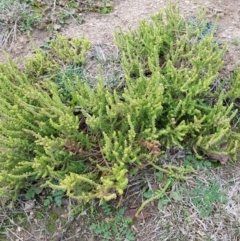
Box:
34, 187, 42, 194
101, 7, 110, 14
68, 8, 76, 15
52, 190, 64, 197
143, 190, 155, 199
65, 19, 72, 25
43, 196, 53, 207
112, 223, 118, 234
157, 195, 169, 209
156, 172, 164, 182
89, 223, 97, 231
54, 196, 62, 207
25, 189, 35, 200
126, 231, 136, 241
170, 191, 183, 201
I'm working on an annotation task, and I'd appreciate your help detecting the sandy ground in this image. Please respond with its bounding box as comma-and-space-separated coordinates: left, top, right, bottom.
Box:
1, 0, 240, 68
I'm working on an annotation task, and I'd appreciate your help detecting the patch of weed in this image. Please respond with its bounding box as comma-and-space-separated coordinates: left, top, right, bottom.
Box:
25, 186, 42, 200
50, 64, 88, 103
47, 212, 58, 234
183, 153, 213, 170
0, 1, 40, 49
43, 190, 65, 207
89, 202, 135, 241
0, 0, 114, 50
0, 3, 239, 212
231, 38, 240, 46
189, 179, 227, 218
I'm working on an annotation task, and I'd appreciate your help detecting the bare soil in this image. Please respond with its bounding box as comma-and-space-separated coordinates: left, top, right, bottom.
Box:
1, 0, 240, 69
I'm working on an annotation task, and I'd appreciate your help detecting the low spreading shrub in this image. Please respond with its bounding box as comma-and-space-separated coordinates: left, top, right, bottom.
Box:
0, 5, 239, 204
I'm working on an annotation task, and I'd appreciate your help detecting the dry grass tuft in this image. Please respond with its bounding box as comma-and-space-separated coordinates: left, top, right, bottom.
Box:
84, 42, 124, 89
129, 162, 240, 241
0, 1, 38, 51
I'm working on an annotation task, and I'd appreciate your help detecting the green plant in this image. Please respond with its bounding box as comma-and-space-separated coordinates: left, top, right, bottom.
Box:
24, 49, 60, 79
139, 164, 196, 214
43, 190, 65, 207
183, 153, 213, 170
227, 67, 240, 102
0, 1, 40, 49
0, 5, 239, 207
137, 179, 174, 216
49, 35, 91, 64
25, 186, 42, 200
0, 0, 113, 50
115, 4, 239, 158
231, 38, 240, 46
50, 64, 88, 103
99, 0, 113, 14
187, 16, 217, 42
18, 10, 40, 33
0, 35, 91, 201
57, 8, 78, 26
189, 179, 227, 218
89, 202, 135, 241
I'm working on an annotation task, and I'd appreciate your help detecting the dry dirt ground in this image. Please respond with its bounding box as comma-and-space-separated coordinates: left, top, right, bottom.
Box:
1, 0, 240, 67
1, 0, 240, 241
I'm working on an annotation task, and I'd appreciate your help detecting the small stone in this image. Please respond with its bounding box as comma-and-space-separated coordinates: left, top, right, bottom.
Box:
17, 226, 22, 232
24, 200, 35, 211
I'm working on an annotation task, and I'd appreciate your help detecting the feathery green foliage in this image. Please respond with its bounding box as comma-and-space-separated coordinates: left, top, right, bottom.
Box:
0, 5, 239, 205
89, 202, 135, 241
227, 67, 240, 101
115, 5, 238, 158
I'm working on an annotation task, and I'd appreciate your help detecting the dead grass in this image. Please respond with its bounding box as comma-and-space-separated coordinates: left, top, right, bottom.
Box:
0, 198, 95, 241
122, 162, 240, 241
84, 41, 124, 89
1, 150, 240, 241
0, 1, 35, 51
0, 0, 114, 52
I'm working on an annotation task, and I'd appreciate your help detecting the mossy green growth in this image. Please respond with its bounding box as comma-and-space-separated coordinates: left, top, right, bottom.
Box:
47, 213, 58, 234
0, 5, 239, 205
49, 35, 91, 65
114, 4, 239, 158
24, 49, 60, 80
227, 67, 240, 101
0, 35, 91, 201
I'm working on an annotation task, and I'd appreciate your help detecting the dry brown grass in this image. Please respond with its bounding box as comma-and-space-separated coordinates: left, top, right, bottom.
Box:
2, 160, 239, 241
114, 163, 239, 241
84, 41, 124, 89
0, 1, 37, 51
